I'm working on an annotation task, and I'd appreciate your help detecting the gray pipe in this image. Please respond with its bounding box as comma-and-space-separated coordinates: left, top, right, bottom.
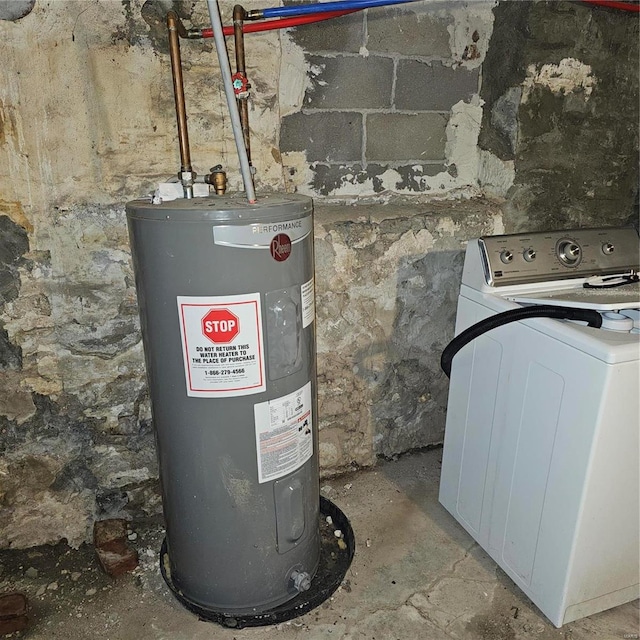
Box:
205, 0, 257, 204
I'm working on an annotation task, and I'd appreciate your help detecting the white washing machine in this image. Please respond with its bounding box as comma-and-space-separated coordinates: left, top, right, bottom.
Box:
439, 226, 639, 627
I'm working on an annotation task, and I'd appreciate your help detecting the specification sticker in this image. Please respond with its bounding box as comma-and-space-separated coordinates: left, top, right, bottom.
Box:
177, 293, 266, 398
254, 382, 313, 483
301, 277, 315, 328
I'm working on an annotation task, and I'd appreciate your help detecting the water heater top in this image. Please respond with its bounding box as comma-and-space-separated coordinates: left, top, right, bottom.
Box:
126, 192, 313, 223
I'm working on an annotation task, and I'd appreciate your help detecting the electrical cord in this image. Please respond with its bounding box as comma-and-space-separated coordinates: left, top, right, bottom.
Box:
440, 305, 603, 378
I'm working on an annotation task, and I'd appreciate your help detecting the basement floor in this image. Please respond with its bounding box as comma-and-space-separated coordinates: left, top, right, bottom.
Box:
1, 448, 638, 640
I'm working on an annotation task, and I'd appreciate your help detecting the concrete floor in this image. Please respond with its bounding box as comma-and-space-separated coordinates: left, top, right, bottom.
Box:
1, 448, 638, 640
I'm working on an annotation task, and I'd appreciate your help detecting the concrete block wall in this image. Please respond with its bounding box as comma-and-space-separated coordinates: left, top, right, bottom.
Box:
280, 3, 492, 196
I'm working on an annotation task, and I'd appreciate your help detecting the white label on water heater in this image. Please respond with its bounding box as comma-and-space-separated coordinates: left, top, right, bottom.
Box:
254, 382, 313, 483
177, 293, 266, 398
301, 277, 315, 328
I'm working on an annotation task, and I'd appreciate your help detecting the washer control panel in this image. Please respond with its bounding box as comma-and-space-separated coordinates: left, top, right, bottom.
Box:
479, 227, 639, 286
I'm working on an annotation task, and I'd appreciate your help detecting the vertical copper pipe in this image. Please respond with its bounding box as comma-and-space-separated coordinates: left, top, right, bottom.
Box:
233, 4, 252, 165
167, 11, 192, 172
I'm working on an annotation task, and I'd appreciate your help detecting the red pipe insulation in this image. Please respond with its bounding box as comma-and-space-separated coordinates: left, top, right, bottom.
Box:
580, 0, 640, 11
200, 9, 358, 39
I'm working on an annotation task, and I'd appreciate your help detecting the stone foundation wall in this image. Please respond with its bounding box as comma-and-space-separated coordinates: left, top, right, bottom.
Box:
0, 0, 637, 548
480, 1, 639, 232
0, 205, 157, 548
314, 198, 503, 471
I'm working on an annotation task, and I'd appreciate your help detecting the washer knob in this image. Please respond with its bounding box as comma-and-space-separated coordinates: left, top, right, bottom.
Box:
557, 240, 581, 266
523, 248, 536, 262
500, 250, 514, 264
602, 242, 615, 255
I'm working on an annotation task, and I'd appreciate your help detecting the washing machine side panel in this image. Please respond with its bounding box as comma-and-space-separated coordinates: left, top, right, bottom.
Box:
487, 329, 607, 627
439, 296, 512, 545
562, 360, 640, 624
495, 360, 567, 582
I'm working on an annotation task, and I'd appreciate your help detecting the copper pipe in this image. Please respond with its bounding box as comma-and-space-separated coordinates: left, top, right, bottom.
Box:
233, 4, 252, 165
167, 11, 192, 172
168, 11, 190, 38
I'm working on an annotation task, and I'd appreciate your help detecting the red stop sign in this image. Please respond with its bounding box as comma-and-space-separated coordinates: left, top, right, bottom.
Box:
202, 308, 240, 343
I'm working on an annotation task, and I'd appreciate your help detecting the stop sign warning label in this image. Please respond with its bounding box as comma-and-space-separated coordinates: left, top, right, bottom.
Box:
202, 308, 240, 343
177, 293, 265, 398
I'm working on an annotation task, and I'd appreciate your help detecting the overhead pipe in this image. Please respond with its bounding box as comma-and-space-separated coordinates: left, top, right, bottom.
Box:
196, 9, 357, 40
167, 11, 195, 199
205, 0, 257, 203
247, 0, 419, 19
190, 0, 639, 40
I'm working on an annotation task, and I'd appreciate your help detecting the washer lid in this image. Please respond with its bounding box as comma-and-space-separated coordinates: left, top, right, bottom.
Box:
460, 288, 640, 364
508, 280, 640, 311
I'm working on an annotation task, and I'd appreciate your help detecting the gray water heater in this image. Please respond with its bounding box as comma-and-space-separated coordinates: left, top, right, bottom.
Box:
126, 193, 320, 615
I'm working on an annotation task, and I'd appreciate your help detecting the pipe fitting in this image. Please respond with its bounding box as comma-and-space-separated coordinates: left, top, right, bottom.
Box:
233, 4, 246, 23
167, 10, 189, 38
179, 169, 196, 199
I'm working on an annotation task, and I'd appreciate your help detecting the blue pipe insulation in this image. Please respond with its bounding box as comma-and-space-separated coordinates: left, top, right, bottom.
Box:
258, 0, 420, 19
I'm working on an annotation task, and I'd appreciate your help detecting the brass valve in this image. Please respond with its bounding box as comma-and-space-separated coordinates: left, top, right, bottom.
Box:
205, 165, 227, 195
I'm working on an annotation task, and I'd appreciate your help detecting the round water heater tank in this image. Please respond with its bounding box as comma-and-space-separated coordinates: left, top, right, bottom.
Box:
126, 193, 320, 615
